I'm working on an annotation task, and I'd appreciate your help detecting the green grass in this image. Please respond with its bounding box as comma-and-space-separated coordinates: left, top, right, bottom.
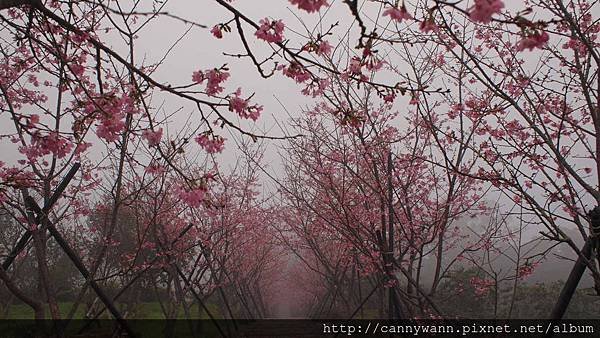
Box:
0, 302, 227, 337
353, 308, 380, 319
1, 302, 85, 319
127, 301, 221, 319
1, 302, 222, 319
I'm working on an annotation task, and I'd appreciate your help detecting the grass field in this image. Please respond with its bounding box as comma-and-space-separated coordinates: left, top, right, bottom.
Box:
0, 303, 245, 338
0, 302, 221, 319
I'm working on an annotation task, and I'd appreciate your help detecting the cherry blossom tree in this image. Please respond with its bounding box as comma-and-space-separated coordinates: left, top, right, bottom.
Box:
0, 0, 598, 325
0, 0, 279, 322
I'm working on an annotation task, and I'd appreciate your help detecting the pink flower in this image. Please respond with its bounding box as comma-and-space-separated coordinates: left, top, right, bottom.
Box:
228, 92, 247, 113
289, 0, 328, 13
210, 25, 223, 39
195, 133, 225, 153
383, 92, 396, 103
301, 78, 329, 97
363, 49, 384, 71
145, 161, 165, 175
205, 69, 230, 96
280, 62, 312, 83
71, 64, 85, 77
228, 88, 263, 121
25, 132, 73, 160
27, 114, 39, 128
470, 276, 495, 296
348, 57, 362, 74
383, 6, 412, 22
469, 0, 504, 24
448, 103, 464, 120
192, 69, 230, 96
420, 19, 438, 33
255, 18, 285, 43
516, 31, 549, 52
90, 93, 138, 142
71, 32, 89, 44
192, 70, 204, 83
178, 186, 206, 208
142, 128, 163, 147
75, 142, 92, 155
517, 262, 538, 280
97, 118, 125, 142
409, 93, 419, 105
317, 40, 333, 56
562, 38, 587, 54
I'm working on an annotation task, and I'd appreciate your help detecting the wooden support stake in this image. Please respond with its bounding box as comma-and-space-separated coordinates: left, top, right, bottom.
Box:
550, 206, 600, 320
2, 163, 80, 271
24, 195, 137, 338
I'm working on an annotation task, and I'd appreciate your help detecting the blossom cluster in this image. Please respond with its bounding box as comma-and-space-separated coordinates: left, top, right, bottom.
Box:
177, 185, 207, 208
469, 0, 504, 23
288, 0, 328, 13
195, 133, 225, 154
192, 68, 230, 96
228, 88, 263, 121
383, 5, 412, 22
255, 18, 285, 43
142, 128, 163, 147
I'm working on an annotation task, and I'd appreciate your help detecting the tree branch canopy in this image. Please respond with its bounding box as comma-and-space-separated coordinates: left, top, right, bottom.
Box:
0, 0, 30, 10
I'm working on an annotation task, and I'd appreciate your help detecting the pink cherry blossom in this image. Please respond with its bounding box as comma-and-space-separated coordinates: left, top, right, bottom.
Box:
255, 18, 285, 43
177, 186, 207, 208
301, 78, 329, 97
195, 133, 225, 153
75, 142, 92, 155
142, 128, 163, 147
27, 114, 39, 128
516, 31, 549, 52
420, 19, 439, 33
317, 40, 333, 56
228, 88, 263, 121
88, 93, 138, 142
145, 161, 165, 175
383, 6, 412, 22
448, 103, 464, 120
96, 117, 125, 142
191, 70, 204, 83
562, 38, 587, 54
22, 132, 73, 160
348, 57, 362, 74
362, 47, 385, 71
0, 0, 595, 318
383, 92, 396, 103
229, 94, 247, 114
71, 64, 85, 77
470, 276, 495, 296
517, 262, 538, 280
97, 117, 124, 141
192, 69, 230, 96
205, 69, 230, 96
469, 0, 504, 24
289, 0, 328, 13
210, 25, 223, 39
281, 62, 312, 83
